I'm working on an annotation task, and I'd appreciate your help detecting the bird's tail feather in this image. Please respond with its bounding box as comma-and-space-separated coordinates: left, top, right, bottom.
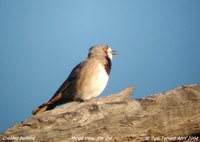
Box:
32, 103, 56, 115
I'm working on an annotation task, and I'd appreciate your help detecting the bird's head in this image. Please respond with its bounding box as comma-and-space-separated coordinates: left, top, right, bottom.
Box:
88, 45, 117, 60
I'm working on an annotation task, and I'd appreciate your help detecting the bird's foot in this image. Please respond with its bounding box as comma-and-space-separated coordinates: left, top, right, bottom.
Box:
75, 98, 85, 103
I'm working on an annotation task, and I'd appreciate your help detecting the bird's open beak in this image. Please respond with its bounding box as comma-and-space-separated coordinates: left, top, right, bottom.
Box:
111, 50, 117, 55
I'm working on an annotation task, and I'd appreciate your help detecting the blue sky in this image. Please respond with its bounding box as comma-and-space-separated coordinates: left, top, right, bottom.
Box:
0, 0, 200, 132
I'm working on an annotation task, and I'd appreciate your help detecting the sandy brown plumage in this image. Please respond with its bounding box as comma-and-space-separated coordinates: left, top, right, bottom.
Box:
32, 45, 116, 115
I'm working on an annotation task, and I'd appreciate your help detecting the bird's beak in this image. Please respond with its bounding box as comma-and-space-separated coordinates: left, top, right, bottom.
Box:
111, 50, 117, 55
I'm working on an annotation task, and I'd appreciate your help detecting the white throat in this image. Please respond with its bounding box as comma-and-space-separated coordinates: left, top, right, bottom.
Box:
107, 47, 113, 60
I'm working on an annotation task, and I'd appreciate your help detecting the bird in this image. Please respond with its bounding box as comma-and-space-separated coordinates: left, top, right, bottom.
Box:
32, 45, 117, 115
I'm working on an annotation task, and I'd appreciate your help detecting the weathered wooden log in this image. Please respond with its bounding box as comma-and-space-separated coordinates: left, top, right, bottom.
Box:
1, 84, 200, 142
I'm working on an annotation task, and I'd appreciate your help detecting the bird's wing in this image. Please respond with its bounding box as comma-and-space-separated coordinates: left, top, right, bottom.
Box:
59, 61, 85, 92
46, 61, 86, 104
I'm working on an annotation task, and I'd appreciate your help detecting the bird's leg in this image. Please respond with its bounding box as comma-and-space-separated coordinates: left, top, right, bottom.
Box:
84, 97, 97, 104
74, 98, 85, 103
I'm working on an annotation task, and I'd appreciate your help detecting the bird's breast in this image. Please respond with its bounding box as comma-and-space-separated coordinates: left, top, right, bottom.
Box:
77, 62, 109, 100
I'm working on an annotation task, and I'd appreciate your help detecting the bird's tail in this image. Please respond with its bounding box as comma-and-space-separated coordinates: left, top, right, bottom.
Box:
32, 103, 56, 115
